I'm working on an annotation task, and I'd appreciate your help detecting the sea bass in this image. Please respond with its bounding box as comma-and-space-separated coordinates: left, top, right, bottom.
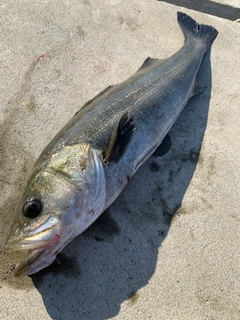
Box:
5, 12, 218, 276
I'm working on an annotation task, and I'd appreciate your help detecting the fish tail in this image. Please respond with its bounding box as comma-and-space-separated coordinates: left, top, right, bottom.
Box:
177, 12, 218, 51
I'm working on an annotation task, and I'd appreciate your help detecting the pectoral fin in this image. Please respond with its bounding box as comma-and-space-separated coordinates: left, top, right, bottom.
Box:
104, 113, 135, 163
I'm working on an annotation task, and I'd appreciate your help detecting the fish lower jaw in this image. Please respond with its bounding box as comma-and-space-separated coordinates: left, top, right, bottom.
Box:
11, 233, 71, 277
13, 247, 57, 277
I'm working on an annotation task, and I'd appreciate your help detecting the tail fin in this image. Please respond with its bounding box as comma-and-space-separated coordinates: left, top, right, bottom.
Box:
177, 12, 218, 51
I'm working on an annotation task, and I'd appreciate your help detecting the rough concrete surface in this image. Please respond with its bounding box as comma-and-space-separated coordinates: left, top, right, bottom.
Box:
0, 0, 239, 319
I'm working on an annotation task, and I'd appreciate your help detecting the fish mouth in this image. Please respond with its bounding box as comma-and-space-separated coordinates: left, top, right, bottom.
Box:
5, 240, 59, 277
4, 216, 61, 277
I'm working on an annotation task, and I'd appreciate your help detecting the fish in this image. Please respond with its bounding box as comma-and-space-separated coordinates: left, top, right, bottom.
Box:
5, 12, 218, 276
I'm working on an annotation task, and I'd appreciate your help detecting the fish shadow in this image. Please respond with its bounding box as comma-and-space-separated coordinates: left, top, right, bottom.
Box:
31, 50, 212, 320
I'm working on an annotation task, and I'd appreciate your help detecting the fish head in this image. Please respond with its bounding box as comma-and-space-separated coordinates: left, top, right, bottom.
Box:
5, 143, 106, 277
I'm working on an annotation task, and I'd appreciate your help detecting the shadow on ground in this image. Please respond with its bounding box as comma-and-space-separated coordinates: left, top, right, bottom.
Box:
26, 51, 212, 320
158, 0, 240, 21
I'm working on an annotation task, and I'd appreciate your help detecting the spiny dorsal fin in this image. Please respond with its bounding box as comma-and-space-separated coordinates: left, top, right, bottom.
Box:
75, 85, 115, 115
104, 113, 135, 163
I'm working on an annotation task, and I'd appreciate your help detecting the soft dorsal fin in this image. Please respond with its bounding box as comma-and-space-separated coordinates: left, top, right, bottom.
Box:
192, 79, 205, 97
75, 85, 115, 116
137, 57, 165, 72
104, 113, 135, 163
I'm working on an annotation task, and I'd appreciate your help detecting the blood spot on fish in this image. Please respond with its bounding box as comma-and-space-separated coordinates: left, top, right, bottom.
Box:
55, 234, 60, 240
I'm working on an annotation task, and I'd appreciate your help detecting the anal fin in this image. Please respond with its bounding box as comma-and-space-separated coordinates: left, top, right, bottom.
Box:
192, 79, 205, 97
104, 113, 135, 163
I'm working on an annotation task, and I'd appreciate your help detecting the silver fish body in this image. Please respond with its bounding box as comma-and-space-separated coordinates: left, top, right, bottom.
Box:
5, 12, 218, 276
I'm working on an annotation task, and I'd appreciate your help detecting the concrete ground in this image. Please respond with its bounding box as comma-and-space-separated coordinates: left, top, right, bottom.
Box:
0, 0, 239, 319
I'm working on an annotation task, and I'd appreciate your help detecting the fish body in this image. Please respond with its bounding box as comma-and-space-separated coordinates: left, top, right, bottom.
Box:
5, 12, 218, 276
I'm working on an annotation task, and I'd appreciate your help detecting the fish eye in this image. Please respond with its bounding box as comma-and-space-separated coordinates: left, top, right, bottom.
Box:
22, 198, 42, 218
